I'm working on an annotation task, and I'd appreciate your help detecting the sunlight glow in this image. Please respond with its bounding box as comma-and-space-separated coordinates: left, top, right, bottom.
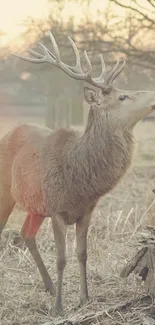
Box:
0, 0, 154, 50
0, 0, 49, 48
0, 0, 49, 32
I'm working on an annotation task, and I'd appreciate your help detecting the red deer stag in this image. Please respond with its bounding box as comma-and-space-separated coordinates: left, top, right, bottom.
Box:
0, 32, 155, 313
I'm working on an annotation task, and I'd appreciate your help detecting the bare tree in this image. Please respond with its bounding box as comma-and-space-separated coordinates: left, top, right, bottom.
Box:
109, 0, 155, 68
10, 0, 155, 126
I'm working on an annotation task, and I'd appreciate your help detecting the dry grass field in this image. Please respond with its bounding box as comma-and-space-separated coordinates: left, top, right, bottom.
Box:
0, 117, 155, 325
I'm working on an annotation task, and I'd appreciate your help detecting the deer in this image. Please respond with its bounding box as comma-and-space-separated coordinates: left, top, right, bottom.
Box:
0, 31, 155, 314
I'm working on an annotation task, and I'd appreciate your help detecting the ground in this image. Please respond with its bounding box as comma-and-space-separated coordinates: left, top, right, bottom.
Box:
0, 118, 155, 325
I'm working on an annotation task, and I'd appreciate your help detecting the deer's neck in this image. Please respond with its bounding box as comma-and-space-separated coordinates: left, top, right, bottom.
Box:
67, 108, 134, 198
85, 106, 134, 167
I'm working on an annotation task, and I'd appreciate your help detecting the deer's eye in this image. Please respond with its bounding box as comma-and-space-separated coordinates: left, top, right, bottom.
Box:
119, 95, 128, 101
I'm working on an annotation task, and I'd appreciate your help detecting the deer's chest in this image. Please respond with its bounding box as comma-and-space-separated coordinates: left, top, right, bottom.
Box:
93, 144, 133, 195
67, 138, 133, 203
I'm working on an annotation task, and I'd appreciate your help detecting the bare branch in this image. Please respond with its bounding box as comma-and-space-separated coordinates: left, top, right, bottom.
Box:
110, 0, 155, 24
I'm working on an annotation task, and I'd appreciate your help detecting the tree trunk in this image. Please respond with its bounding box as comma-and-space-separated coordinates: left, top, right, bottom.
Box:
44, 73, 84, 129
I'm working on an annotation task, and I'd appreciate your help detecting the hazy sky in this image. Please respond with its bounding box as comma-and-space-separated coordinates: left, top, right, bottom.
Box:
0, 0, 153, 48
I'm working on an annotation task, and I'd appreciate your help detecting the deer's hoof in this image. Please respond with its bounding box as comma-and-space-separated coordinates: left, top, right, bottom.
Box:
55, 303, 64, 316
45, 283, 56, 296
74, 297, 89, 310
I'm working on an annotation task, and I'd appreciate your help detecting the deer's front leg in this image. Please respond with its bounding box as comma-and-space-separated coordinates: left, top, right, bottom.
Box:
52, 216, 67, 314
76, 213, 91, 306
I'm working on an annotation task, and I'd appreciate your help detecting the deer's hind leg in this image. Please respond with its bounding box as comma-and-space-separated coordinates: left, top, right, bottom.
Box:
0, 197, 15, 237
21, 213, 55, 295
52, 216, 67, 314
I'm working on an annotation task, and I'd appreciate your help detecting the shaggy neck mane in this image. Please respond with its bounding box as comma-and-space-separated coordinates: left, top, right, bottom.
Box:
82, 106, 133, 155
66, 107, 134, 199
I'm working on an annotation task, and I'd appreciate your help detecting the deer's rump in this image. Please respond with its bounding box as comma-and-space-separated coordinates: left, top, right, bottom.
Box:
7, 124, 51, 215
7, 124, 76, 217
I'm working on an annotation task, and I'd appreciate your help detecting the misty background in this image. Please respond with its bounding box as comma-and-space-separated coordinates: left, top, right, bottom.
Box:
0, 0, 155, 129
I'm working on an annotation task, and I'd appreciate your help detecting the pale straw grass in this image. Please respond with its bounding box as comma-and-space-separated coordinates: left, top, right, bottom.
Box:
1, 120, 155, 324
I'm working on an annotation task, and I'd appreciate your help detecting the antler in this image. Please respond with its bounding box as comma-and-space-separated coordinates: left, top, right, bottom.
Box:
13, 32, 125, 91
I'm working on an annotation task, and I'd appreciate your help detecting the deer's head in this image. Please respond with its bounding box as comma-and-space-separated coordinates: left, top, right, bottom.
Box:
13, 32, 155, 130
84, 85, 155, 129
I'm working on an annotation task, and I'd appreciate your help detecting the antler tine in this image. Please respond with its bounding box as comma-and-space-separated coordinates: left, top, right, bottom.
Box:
93, 54, 106, 84
48, 31, 61, 62
28, 47, 56, 60
28, 48, 43, 59
84, 50, 93, 77
110, 60, 126, 84
67, 36, 83, 73
12, 32, 60, 64
37, 43, 56, 63
12, 53, 45, 63
105, 60, 120, 86
12, 43, 55, 64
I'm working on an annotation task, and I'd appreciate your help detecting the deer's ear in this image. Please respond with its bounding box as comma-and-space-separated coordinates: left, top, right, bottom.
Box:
84, 87, 97, 104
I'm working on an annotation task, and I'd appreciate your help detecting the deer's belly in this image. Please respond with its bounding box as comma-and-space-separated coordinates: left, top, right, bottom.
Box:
56, 198, 98, 225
